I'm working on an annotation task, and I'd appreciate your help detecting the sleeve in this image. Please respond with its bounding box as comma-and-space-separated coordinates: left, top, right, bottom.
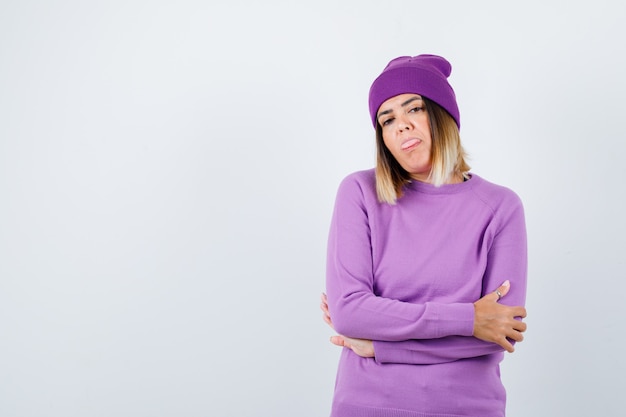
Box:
373, 336, 503, 365
373, 193, 528, 364
325, 174, 476, 342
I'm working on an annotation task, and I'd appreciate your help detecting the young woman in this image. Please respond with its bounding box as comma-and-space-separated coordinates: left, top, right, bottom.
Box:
322, 54, 528, 417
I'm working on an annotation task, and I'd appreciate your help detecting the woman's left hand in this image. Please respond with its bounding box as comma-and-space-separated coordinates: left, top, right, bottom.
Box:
321, 293, 375, 358
329, 334, 375, 358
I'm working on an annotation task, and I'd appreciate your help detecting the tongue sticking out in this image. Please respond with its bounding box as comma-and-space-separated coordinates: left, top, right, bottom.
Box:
401, 139, 420, 150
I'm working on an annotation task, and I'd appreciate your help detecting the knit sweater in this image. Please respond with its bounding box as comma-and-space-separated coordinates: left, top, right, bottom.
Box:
325, 169, 527, 417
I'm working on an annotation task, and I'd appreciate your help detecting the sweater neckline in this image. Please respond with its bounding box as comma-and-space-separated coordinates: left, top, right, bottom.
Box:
405, 173, 478, 195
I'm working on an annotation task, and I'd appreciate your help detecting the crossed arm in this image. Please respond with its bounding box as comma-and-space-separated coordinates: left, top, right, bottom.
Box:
321, 280, 527, 361
323, 175, 528, 364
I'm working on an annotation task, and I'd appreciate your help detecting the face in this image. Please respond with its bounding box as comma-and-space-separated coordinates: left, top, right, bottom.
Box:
377, 93, 432, 182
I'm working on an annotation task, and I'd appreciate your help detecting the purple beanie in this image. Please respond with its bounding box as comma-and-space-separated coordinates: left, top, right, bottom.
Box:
368, 54, 460, 129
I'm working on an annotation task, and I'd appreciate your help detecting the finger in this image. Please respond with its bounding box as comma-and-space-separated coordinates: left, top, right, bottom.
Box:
507, 330, 524, 343
321, 294, 331, 313
330, 335, 346, 347
498, 337, 515, 353
494, 280, 511, 300
320, 298, 334, 328
484, 291, 500, 303
510, 306, 527, 318
512, 320, 527, 333
322, 309, 334, 327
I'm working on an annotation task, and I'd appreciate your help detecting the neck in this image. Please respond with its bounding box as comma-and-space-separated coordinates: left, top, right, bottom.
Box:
409, 172, 467, 185
447, 172, 465, 184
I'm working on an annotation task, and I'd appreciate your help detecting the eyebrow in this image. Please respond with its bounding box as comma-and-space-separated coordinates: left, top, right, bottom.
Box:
377, 96, 423, 119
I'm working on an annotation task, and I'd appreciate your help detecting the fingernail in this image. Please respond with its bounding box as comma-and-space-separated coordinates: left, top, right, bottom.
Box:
503, 280, 510, 287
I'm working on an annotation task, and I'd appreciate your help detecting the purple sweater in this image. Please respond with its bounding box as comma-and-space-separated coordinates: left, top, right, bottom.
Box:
325, 169, 527, 417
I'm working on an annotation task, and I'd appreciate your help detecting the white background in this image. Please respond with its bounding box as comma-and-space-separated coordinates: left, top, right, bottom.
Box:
1, 1, 625, 416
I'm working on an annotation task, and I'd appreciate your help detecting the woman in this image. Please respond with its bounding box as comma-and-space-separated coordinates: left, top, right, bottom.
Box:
322, 54, 528, 417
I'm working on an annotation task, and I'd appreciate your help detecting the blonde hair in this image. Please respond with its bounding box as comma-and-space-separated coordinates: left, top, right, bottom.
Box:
375, 97, 470, 204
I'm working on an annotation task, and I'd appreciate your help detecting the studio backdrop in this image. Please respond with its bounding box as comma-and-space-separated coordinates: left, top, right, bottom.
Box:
1, 1, 624, 416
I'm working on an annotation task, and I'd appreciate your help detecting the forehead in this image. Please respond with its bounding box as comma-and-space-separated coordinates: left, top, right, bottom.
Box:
381, 93, 422, 107
378, 94, 423, 116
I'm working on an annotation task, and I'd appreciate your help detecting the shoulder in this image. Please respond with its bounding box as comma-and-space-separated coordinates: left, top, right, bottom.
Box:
334, 168, 378, 207
340, 168, 376, 185
469, 174, 527, 243
469, 174, 524, 214
337, 168, 376, 195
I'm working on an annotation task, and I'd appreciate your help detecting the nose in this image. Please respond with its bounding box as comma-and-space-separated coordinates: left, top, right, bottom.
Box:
397, 117, 411, 131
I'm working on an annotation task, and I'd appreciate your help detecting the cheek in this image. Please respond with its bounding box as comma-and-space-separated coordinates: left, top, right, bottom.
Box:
381, 132, 395, 152
381, 139, 399, 161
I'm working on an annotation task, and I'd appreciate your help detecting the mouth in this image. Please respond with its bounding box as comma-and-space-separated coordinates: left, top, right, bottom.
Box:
401, 138, 421, 151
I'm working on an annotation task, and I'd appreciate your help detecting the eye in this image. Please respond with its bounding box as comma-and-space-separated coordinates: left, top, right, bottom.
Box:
409, 106, 424, 113
380, 117, 394, 127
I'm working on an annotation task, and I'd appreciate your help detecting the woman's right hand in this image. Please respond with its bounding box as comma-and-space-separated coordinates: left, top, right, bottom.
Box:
473, 280, 527, 353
